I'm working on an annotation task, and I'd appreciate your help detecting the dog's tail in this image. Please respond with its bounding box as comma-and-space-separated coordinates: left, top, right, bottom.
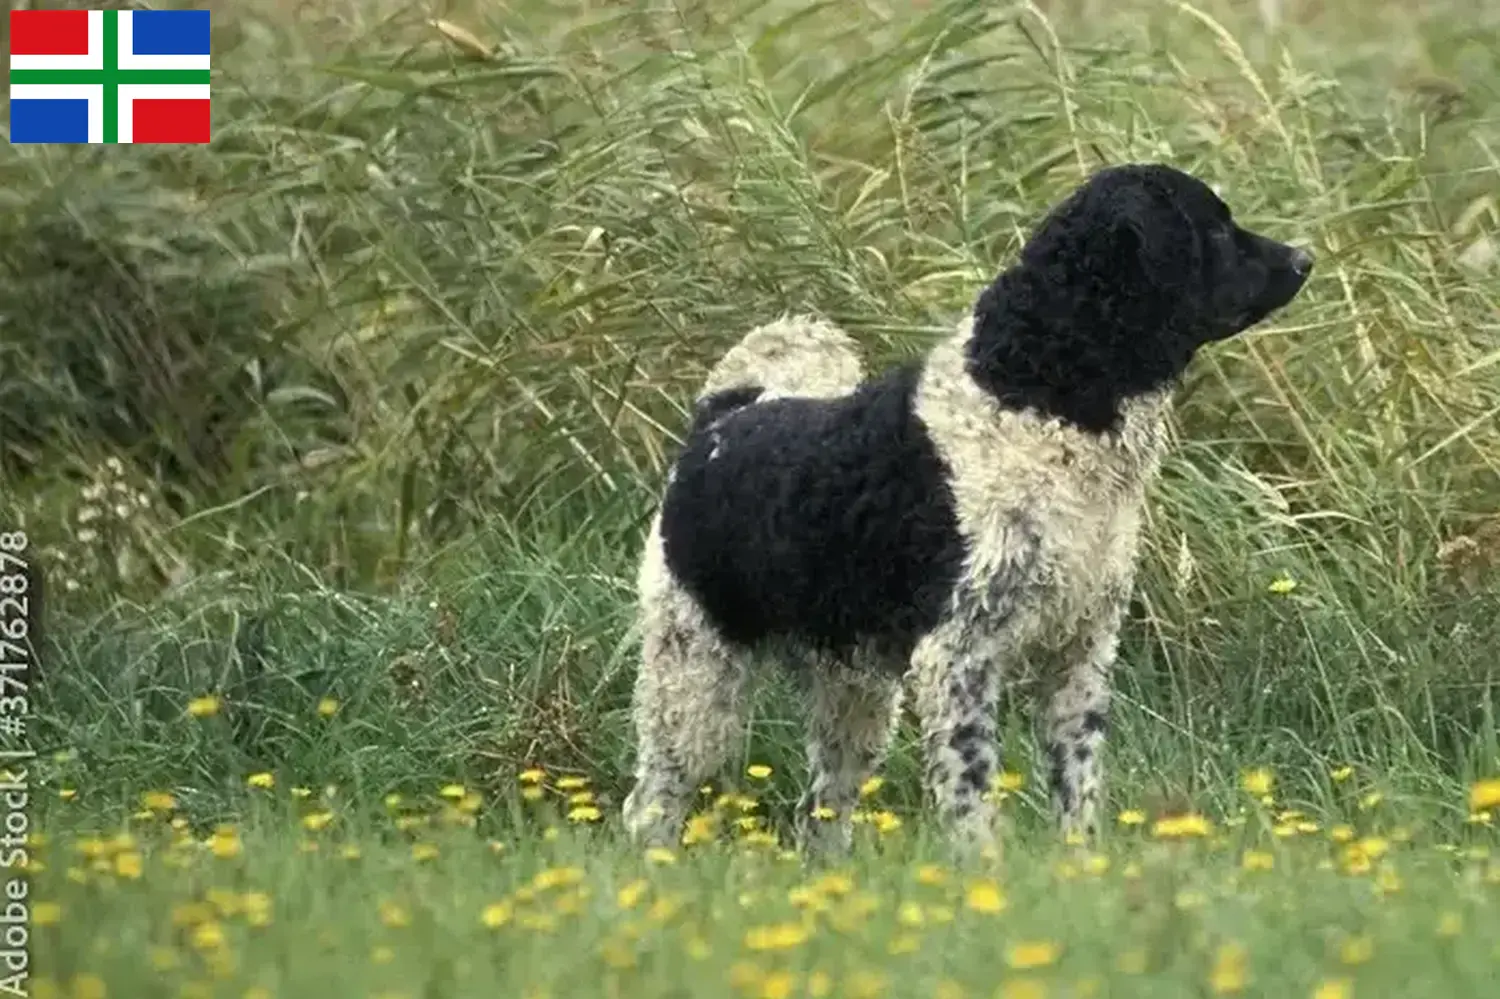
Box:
695, 316, 865, 425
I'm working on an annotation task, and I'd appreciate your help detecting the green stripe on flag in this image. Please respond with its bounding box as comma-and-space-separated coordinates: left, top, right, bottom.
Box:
8, 10, 211, 144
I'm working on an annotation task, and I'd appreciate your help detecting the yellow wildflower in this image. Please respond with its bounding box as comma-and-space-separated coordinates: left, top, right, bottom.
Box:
746, 764, 773, 780
1330, 765, 1354, 783
1152, 813, 1211, 839
207, 826, 242, 859
1209, 943, 1248, 994
246, 772, 274, 790
1241, 850, 1274, 872
915, 864, 948, 886
1006, 940, 1061, 970
994, 770, 1026, 792
301, 811, 334, 832
567, 805, 602, 823
645, 847, 677, 865
58, 788, 77, 802
1311, 979, 1352, 999
556, 776, 590, 791
141, 791, 176, 812
1240, 768, 1273, 797
964, 880, 1006, 914
316, 697, 339, 718
1117, 809, 1147, 826
33, 902, 61, 926
186, 695, 222, 718
1267, 575, 1297, 595
411, 843, 439, 862
1469, 778, 1500, 812
114, 852, 143, 879
744, 922, 810, 951
518, 768, 545, 784
859, 776, 885, 798
480, 902, 512, 929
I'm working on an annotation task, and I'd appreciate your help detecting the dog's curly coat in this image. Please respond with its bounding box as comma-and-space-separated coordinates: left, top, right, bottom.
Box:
624, 163, 1314, 852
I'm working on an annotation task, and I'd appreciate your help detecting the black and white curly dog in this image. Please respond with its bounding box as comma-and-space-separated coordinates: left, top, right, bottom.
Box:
623, 163, 1314, 853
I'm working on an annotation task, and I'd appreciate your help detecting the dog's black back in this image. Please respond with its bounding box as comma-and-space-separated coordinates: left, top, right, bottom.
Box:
660, 364, 965, 660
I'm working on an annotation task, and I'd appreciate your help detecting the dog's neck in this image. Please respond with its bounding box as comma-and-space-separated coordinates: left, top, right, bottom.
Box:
924, 318, 1173, 489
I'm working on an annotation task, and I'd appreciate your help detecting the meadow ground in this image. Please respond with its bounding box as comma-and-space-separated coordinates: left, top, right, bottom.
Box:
4, 0, 1500, 995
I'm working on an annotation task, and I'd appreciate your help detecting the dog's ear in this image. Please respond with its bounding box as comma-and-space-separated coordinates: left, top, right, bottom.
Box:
1112, 193, 1198, 289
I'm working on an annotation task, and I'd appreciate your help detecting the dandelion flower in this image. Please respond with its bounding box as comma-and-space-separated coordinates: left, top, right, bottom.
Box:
207, 826, 242, 859
439, 784, 466, 800
1209, 943, 1248, 994
744, 922, 810, 951
556, 776, 590, 791
567, 805, 602, 823
140, 790, 176, 813
1469, 778, 1500, 812
746, 764, 773, 780
1152, 813, 1212, 839
246, 772, 274, 790
915, 864, 948, 886
1240, 768, 1273, 797
186, 695, 222, 718
316, 697, 340, 718
480, 902, 513, 929
58, 788, 77, 802
1006, 940, 1061, 970
645, 847, 677, 866
964, 880, 1006, 914
994, 770, 1026, 792
1117, 809, 1147, 826
518, 768, 545, 785
1330, 765, 1354, 783
1241, 850, 1274, 872
1311, 980, 1352, 999
114, 852, 143, 879
859, 776, 885, 798
1267, 575, 1297, 595
759, 970, 796, 999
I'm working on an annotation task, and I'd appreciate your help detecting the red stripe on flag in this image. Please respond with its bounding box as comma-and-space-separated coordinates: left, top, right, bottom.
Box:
131, 99, 212, 145
10, 10, 92, 56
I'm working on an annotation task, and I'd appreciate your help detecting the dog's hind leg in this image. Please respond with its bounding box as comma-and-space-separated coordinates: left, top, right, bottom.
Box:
796, 658, 903, 855
623, 519, 750, 847
1041, 595, 1125, 841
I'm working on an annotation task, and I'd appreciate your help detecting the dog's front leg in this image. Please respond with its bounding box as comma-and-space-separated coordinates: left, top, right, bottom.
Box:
910, 618, 1013, 854
1042, 593, 1126, 841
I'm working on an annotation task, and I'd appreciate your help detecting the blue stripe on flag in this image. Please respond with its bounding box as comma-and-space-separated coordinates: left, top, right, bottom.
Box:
130, 10, 211, 56
10, 99, 91, 144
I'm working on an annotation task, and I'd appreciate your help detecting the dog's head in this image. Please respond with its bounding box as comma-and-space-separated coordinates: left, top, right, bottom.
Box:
970, 163, 1314, 431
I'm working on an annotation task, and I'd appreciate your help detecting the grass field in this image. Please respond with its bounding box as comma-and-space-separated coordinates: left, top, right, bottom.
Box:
5, 0, 1500, 995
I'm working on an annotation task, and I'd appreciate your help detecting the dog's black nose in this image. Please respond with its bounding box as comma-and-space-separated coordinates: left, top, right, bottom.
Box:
1289, 247, 1314, 275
